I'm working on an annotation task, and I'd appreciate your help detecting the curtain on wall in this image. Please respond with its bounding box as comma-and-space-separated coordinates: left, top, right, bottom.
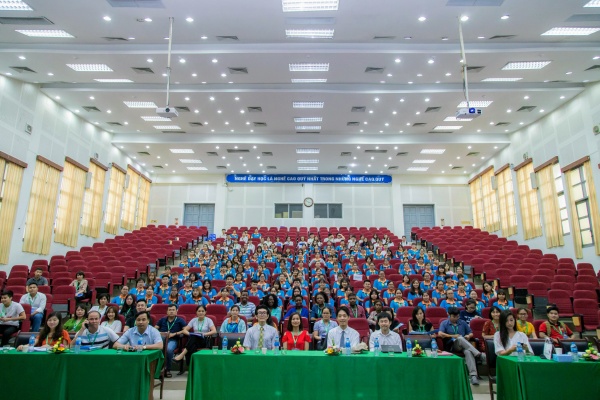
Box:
54, 160, 87, 247
0, 158, 25, 264
135, 177, 151, 230
536, 162, 564, 249
496, 167, 518, 237
516, 161, 542, 240
81, 161, 106, 238
104, 165, 126, 235
481, 168, 500, 232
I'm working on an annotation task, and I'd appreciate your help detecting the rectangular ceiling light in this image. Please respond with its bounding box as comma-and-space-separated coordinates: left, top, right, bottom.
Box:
286, 29, 334, 39
291, 79, 327, 83
124, 101, 157, 108
141, 116, 171, 121
434, 126, 463, 130
282, 0, 339, 12
296, 148, 320, 153
0, 1, 33, 10
407, 167, 429, 172
502, 61, 551, 70
16, 29, 74, 37
584, 0, 600, 6
187, 167, 208, 171
420, 149, 446, 155
297, 159, 319, 163
444, 116, 472, 122
94, 79, 133, 83
298, 166, 318, 171
67, 64, 113, 72
289, 63, 329, 72
179, 159, 203, 164
294, 117, 322, 123
542, 27, 600, 36
293, 101, 324, 108
154, 125, 181, 130
170, 149, 194, 154
457, 101, 493, 108
481, 77, 522, 82
413, 159, 436, 164
295, 125, 321, 130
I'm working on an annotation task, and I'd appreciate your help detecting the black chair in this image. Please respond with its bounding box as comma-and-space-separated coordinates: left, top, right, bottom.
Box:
560, 339, 589, 353
484, 339, 497, 400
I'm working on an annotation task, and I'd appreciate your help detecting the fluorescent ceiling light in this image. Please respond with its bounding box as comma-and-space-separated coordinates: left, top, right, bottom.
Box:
298, 166, 318, 171
296, 126, 321, 130
294, 117, 322, 123
282, 0, 339, 12
584, 0, 600, 6
457, 101, 493, 108
153, 125, 181, 130
502, 61, 551, 70
481, 77, 522, 82
16, 29, 74, 38
187, 167, 207, 171
67, 64, 113, 72
420, 149, 446, 154
0, 1, 32, 10
293, 101, 324, 108
297, 159, 319, 163
542, 27, 600, 36
286, 29, 334, 39
141, 116, 171, 121
289, 63, 329, 72
413, 160, 436, 164
444, 116, 472, 122
94, 79, 133, 83
124, 101, 157, 108
296, 148, 320, 153
170, 149, 194, 154
291, 79, 327, 83
407, 167, 429, 172
434, 126, 463, 130
179, 159, 203, 164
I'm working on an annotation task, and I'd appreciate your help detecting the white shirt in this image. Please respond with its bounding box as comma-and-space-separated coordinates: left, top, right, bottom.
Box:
493, 331, 532, 355
19, 292, 47, 315
326, 326, 360, 348
242, 323, 278, 350
369, 330, 402, 351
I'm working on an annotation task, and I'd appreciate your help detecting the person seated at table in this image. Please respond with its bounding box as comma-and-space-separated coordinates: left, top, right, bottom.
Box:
113, 311, 163, 352
124, 299, 151, 332
538, 305, 575, 346
70, 271, 90, 300
284, 295, 310, 319
101, 306, 123, 333
313, 307, 338, 350
482, 306, 502, 340
72, 310, 118, 349
515, 308, 537, 339
26, 267, 49, 287
235, 290, 257, 322
460, 299, 481, 325
174, 305, 217, 369
326, 306, 360, 349
156, 304, 187, 378
17, 311, 70, 350
409, 306, 434, 334
220, 304, 247, 333
369, 312, 402, 351
282, 312, 311, 351
90, 293, 110, 317
439, 307, 485, 386
19, 282, 47, 332
494, 310, 533, 355
63, 304, 88, 332
493, 289, 513, 311
310, 292, 335, 322
346, 293, 366, 319
243, 305, 279, 350
367, 300, 385, 329
262, 293, 282, 322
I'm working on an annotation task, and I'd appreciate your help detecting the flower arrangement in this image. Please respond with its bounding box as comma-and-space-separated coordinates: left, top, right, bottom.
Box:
325, 345, 342, 356
411, 341, 424, 357
582, 343, 598, 361
231, 340, 245, 355
50, 338, 67, 354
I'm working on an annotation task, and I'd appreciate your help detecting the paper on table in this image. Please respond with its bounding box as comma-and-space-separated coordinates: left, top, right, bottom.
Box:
33, 347, 49, 352
437, 351, 454, 356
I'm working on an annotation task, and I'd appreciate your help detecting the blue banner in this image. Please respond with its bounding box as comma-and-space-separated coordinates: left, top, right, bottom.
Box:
226, 174, 392, 184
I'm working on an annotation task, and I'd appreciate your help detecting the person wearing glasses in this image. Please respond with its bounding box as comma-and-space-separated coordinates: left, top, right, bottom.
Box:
243, 305, 278, 350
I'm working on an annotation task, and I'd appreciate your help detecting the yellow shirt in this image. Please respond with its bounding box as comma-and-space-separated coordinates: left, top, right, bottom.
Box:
516, 320, 534, 337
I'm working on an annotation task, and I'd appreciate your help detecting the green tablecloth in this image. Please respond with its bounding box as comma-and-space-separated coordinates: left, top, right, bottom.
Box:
0, 349, 163, 400
186, 350, 473, 400
496, 356, 600, 400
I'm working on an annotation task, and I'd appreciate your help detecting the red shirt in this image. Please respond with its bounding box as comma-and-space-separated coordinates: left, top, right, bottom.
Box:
282, 330, 311, 350
540, 321, 572, 342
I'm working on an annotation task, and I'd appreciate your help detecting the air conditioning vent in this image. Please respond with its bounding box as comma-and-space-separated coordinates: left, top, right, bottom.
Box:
467, 152, 480, 157
549, 80, 568, 83
131, 67, 154, 74
174, 106, 190, 112
466, 66, 485, 73
228, 67, 248, 74
387, 166, 399, 170
247, 106, 263, 112
489, 35, 516, 40
341, 152, 352, 157
106, 0, 165, 7
365, 149, 387, 154
296, 131, 320, 134
267, 166, 277, 170
495, 122, 510, 126
206, 152, 219, 156
216, 166, 227, 169
337, 166, 348, 170
10, 66, 36, 73
425, 107, 441, 113
397, 152, 408, 156
373, 36, 396, 40
351, 106, 366, 112
103, 37, 129, 41
365, 67, 385, 73
137, 151, 151, 156
585, 65, 600, 71
227, 149, 250, 153
82, 106, 101, 112
189, 122, 204, 126
451, 166, 463, 170
517, 106, 536, 112
347, 122, 360, 126
153, 165, 164, 169
262, 152, 273, 156
107, 122, 123, 126
216, 35, 239, 41
0, 17, 54, 25
161, 130, 186, 133
253, 122, 267, 127
413, 122, 426, 127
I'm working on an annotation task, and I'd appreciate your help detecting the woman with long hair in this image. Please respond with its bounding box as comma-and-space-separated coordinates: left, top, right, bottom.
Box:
409, 306, 434, 334
120, 294, 136, 321
493, 310, 532, 355
482, 306, 502, 339
17, 311, 70, 350
101, 305, 122, 333
282, 312, 311, 351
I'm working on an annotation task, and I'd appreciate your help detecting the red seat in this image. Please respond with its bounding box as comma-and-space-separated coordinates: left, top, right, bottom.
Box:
52, 285, 76, 314
347, 318, 371, 343
425, 307, 449, 329
572, 290, 598, 301
5, 286, 26, 297
470, 318, 490, 350
574, 282, 598, 291
550, 282, 573, 291
150, 304, 169, 323
547, 290, 574, 317
573, 299, 599, 331
205, 304, 228, 328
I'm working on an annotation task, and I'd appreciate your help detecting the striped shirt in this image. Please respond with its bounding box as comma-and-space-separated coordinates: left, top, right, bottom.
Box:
78, 326, 119, 349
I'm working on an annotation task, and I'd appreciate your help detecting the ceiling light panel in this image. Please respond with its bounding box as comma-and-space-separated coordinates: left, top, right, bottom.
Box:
286, 29, 334, 39
294, 117, 322, 123
434, 126, 463, 130
297, 159, 319, 163
291, 79, 327, 83
67, 64, 113, 72
413, 160, 436, 164
293, 101, 324, 108
502, 61, 551, 70
124, 101, 157, 108
16, 30, 74, 37
298, 166, 319, 170
457, 101, 493, 108
141, 116, 171, 121
420, 149, 446, 154
481, 77, 522, 82
444, 116, 472, 122
94, 79, 133, 82
0, 1, 32, 10
584, 0, 600, 6
542, 27, 600, 36
170, 149, 194, 154
296, 148, 320, 153
187, 167, 208, 171
153, 125, 181, 130
289, 63, 329, 72
282, 0, 339, 12
407, 167, 429, 172
295, 125, 321, 130
179, 159, 203, 164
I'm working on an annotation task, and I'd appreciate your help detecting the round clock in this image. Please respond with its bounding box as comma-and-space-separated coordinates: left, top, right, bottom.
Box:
303, 197, 314, 207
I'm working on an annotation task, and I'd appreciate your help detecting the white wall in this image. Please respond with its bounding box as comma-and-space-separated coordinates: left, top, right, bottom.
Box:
0, 76, 150, 272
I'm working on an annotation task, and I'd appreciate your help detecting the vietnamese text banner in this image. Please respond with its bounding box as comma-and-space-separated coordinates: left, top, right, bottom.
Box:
226, 174, 392, 184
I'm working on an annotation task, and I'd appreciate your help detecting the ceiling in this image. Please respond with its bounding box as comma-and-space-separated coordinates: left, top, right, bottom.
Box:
0, 0, 599, 177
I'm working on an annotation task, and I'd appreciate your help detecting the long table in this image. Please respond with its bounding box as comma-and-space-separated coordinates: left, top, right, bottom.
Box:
496, 355, 600, 400
0, 349, 162, 400
185, 350, 473, 400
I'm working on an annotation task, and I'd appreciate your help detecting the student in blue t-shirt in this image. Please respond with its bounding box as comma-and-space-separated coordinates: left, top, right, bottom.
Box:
129, 278, 146, 298
493, 289, 514, 311
215, 289, 235, 310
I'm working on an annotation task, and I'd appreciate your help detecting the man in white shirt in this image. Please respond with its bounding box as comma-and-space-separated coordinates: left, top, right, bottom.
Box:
0, 290, 26, 346
114, 311, 164, 351
369, 312, 402, 351
19, 282, 47, 332
326, 306, 360, 349
72, 310, 118, 349
243, 305, 278, 350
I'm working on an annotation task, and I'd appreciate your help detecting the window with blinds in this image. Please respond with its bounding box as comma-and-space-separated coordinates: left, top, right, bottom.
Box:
516, 162, 542, 240
121, 166, 141, 231
0, 155, 26, 264
495, 167, 517, 237
54, 160, 88, 247
135, 177, 151, 229
81, 161, 107, 238
104, 165, 126, 235
469, 178, 484, 229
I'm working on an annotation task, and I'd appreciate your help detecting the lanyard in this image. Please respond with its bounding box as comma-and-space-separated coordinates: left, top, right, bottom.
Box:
518, 320, 530, 335
87, 331, 99, 345
418, 324, 425, 332
73, 319, 83, 331
549, 322, 564, 336
317, 307, 323, 318
196, 318, 206, 333
167, 319, 177, 332
0, 304, 7, 317
451, 324, 459, 334
28, 295, 37, 307
351, 307, 358, 318
291, 331, 301, 348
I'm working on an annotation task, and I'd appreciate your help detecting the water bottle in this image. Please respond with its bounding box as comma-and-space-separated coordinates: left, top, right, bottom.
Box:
374, 337, 380, 357
273, 336, 280, 355
406, 338, 412, 357
137, 338, 143, 353
431, 339, 438, 358
570, 343, 579, 362
221, 336, 228, 354
28, 335, 35, 353
516, 343, 524, 362
345, 337, 351, 356
74, 337, 81, 354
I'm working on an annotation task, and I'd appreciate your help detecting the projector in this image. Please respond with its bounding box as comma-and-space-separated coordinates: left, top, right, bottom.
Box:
456, 107, 482, 119
156, 107, 179, 118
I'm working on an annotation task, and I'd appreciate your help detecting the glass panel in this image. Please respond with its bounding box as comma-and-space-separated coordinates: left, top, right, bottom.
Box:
557, 194, 566, 209
576, 201, 589, 217
552, 163, 561, 179
562, 220, 571, 235
560, 208, 569, 220
571, 169, 581, 185
579, 217, 591, 231
581, 230, 593, 246
554, 177, 563, 193
328, 204, 343, 218
572, 184, 584, 201
289, 204, 303, 218
314, 204, 328, 219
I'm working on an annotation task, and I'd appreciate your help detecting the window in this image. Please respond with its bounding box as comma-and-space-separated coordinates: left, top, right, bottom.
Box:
569, 167, 593, 247
55, 160, 88, 247
0, 156, 25, 264
274, 203, 303, 218
104, 165, 126, 235
121, 166, 141, 231
553, 163, 570, 235
314, 203, 343, 218
481, 168, 500, 232
515, 161, 542, 240
469, 178, 484, 229
81, 161, 107, 238
536, 161, 564, 248
135, 177, 151, 229
496, 167, 517, 237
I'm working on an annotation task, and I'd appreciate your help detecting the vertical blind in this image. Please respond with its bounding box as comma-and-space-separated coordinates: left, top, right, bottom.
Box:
469, 178, 484, 229
536, 162, 564, 248
496, 167, 518, 237
0, 157, 25, 264
135, 177, 151, 230
81, 161, 106, 238
54, 160, 88, 247
121, 166, 140, 231
104, 165, 126, 235
516, 161, 542, 240
481, 168, 500, 232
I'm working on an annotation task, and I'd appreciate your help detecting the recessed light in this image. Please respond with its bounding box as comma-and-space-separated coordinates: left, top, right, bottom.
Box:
524, 96, 529, 100
404, 36, 412, 40
417, 73, 423, 77
386, 73, 392, 77
408, 81, 413, 84
395, 58, 401, 63
467, 146, 472, 149
501, 15, 510, 20
54, 96, 60, 100
225, 122, 229, 125
75, 109, 79, 113
502, 61, 551, 70
441, 37, 448, 41
286, 29, 334, 39
424, 98, 430, 102
594, 56, 600, 60
374, 97, 379, 102
147, 58, 153, 63
103, 16, 112, 21
144, 17, 152, 22
490, 122, 495, 125
220, 73, 227, 77
418, 16, 427, 22
106, 109, 112, 114
445, 72, 451, 76
47, 72, 54, 76
162, 73, 167, 77
194, 109, 199, 113
124, 101, 157, 108
95, 79, 133, 83
457, 157, 461, 160
184, 97, 190, 101
507, 109, 512, 113
289, 63, 329, 72
539, 109, 545, 113
16, 29, 74, 37
428, 58, 434, 64
186, 17, 194, 22
369, 110, 373, 114
18, 55, 26, 60
560, 95, 565, 99
482, 78, 522, 82
217, 110, 222, 114
421, 149, 446, 154
400, 98, 405, 102
542, 27, 600, 36
179, 58, 186, 64
201, 36, 208, 40
478, 36, 485, 39
392, 111, 397, 115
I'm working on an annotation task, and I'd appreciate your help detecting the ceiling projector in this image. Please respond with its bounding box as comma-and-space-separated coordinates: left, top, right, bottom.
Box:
156, 107, 179, 118
456, 107, 482, 119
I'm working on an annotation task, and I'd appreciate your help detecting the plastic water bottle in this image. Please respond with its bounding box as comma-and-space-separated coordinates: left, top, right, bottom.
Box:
345, 337, 351, 356
221, 336, 228, 354
74, 337, 81, 354
28, 335, 35, 353
570, 343, 579, 362
406, 338, 412, 357
137, 338, 143, 353
516, 343, 525, 362
374, 337, 380, 357
273, 336, 280, 355
431, 339, 438, 358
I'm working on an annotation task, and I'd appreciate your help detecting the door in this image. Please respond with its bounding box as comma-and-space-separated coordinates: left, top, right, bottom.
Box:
403, 205, 435, 237
184, 204, 215, 235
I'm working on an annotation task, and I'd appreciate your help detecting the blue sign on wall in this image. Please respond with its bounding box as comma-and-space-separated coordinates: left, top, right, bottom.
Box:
226, 174, 392, 184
